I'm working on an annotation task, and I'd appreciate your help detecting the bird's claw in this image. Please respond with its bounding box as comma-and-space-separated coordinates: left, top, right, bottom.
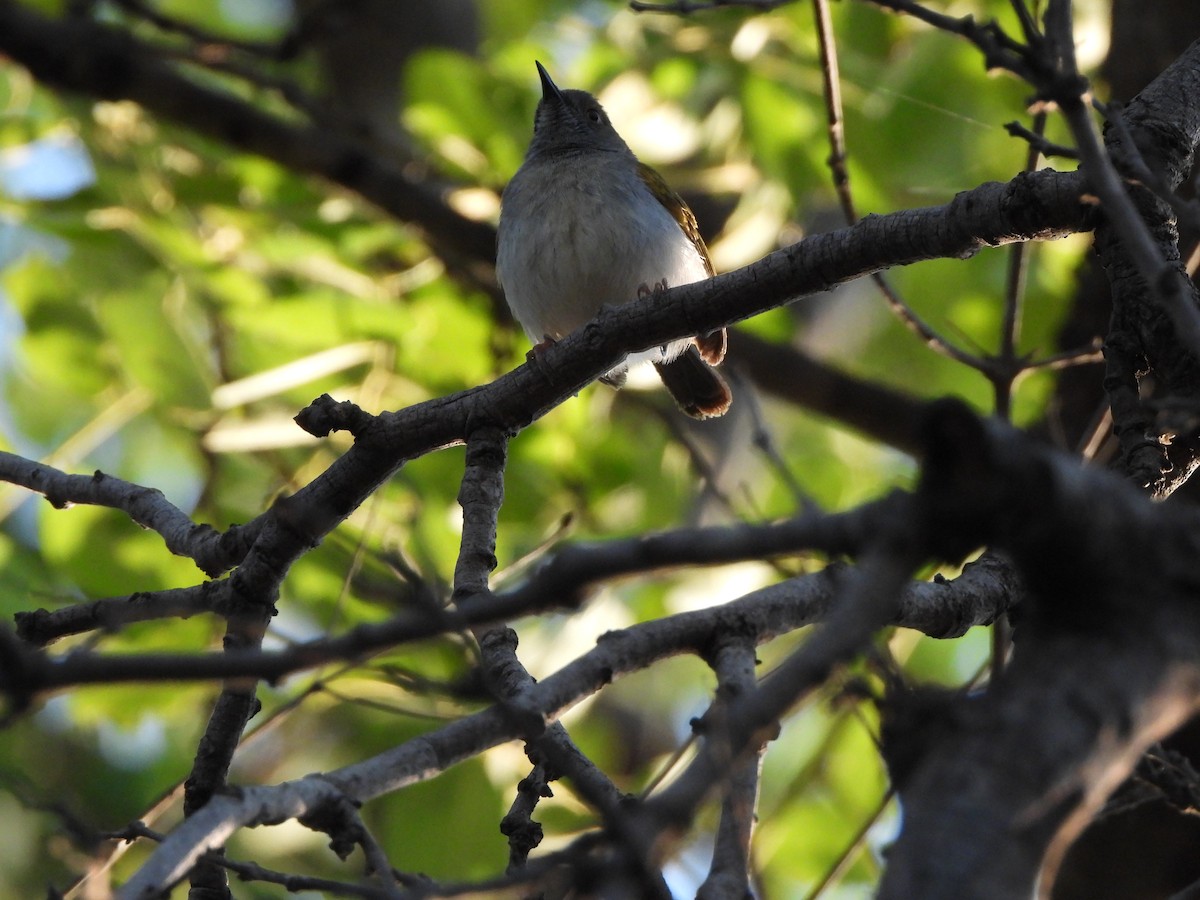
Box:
525, 335, 557, 361
637, 279, 669, 299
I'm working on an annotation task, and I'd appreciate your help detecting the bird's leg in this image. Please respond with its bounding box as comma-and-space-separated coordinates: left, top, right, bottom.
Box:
636, 280, 672, 353
637, 278, 669, 299
525, 334, 557, 361
522, 335, 561, 384
637, 279, 726, 364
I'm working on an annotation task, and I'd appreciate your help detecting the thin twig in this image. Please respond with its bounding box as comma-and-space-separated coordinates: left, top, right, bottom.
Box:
107, 0, 288, 57
157, 44, 326, 121
744, 383, 819, 512
1004, 120, 1079, 159
803, 789, 895, 899
998, 112, 1049, 416
862, 0, 1040, 83
811, 0, 989, 372
1007, 0, 1043, 48
0, 451, 249, 577
643, 397, 743, 515
813, 0, 855, 224
1022, 339, 1104, 372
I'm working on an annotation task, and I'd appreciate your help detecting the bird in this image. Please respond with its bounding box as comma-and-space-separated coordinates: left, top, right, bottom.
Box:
496, 61, 731, 419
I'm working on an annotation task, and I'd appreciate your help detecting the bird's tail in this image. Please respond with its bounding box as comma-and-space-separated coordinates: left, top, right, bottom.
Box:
654, 346, 732, 419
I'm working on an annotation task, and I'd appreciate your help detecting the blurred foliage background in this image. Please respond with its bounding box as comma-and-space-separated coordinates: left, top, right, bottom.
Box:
0, 0, 1112, 895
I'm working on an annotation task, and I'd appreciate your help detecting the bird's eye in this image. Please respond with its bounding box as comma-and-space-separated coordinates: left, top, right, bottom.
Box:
587, 109, 603, 124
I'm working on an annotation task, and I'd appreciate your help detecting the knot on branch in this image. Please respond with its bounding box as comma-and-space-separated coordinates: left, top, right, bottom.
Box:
294, 394, 375, 438
298, 793, 365, 861
500, 763, 552, 869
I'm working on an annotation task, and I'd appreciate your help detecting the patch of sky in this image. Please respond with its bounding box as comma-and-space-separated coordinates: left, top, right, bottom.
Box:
219, 0, 293, 31
0, 131, 95, 201
0, 131, 88, 457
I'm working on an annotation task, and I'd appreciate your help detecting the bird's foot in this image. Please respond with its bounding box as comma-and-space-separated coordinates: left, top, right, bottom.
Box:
637, 278, 669, 299
525, 335, 557, 361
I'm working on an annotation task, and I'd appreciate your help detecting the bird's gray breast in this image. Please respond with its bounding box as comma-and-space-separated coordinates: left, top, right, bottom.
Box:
497, 158, 702, 343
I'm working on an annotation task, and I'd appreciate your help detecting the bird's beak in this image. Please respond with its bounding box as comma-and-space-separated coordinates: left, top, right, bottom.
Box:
535, 61, 565, 104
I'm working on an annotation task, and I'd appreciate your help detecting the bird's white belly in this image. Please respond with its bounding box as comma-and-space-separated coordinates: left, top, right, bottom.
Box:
498, 173, 708, 366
